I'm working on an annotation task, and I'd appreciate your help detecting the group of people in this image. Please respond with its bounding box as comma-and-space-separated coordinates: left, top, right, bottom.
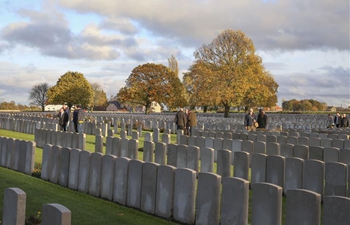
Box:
174, 108, 197, 136
57, 104, 85, 133
174, 107, 267, 133
244, 108, 267, 131
328, 112, 349, 128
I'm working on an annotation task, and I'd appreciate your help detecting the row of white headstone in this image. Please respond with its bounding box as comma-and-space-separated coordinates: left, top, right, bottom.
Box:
39, 143, 350, 225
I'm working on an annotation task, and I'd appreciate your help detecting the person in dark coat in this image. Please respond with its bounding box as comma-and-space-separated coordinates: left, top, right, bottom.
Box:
257, 109, 267, 129
58, 108, 69, 131
75, 104, 85, 134
174, 108, 187, 130
334, 112, 341, 128
340, 114, 349, 128
72, 105, 79, 133
63, 104, 70, 131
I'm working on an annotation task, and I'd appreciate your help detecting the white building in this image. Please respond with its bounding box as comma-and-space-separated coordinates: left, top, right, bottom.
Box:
44, 104, 62, 111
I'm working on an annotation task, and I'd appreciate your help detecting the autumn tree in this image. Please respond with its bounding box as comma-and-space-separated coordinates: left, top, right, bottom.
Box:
90, 82, 108, 111
28, 82, 50, 111
168, 55, 179, 76
167, 55, 189, 111
242, 71, 279, 110
183, 61, 215, 110
47, 71, 93, 109
185, 29, 278, 117
117, 63, 187, 114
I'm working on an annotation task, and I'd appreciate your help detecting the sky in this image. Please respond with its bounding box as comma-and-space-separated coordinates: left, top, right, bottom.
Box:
0, 0, 349, 108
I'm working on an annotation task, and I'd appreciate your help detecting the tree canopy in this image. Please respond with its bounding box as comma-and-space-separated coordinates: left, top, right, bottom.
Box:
47, 71, 93, 109
282, 99, 327, 111
28, 82, 50, 112
117, 63, 187, 114
90, 82, 108, 111
184, 29, 278, 117
0, 100, 39, 111
168, 55, 179, 76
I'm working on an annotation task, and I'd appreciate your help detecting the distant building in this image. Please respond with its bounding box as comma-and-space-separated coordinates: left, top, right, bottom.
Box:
149, 101, 162, 113
270, 105, 283, 112
106, 101, 128, 111
106, 100, 162, 113
327, 106, 337, 112
44, 104, 62, 111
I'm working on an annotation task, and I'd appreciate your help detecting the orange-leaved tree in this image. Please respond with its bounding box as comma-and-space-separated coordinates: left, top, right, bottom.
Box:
117, 63, 187, 114
185, 29, 278, 117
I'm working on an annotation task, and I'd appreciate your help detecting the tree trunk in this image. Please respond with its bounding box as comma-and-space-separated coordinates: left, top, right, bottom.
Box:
203, 106, 208, 113
224, 105, 230, 118
144, 103, 150, 114
41, 105, 45, 112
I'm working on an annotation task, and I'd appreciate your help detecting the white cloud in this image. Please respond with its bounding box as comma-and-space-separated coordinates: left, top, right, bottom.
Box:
1, 10, 123, 60
99, 18, 138, 35
0, 0, 349, 108
55, 0, 349, 51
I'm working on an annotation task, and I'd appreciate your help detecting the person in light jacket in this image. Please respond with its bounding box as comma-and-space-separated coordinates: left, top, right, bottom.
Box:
187, 109, 197, 136
244, 108, 256, 131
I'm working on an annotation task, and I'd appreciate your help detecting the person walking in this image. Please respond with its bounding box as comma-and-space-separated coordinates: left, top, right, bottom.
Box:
187, 109, 197, 136
257, 109, 267, 129
244, 108, 256, 131
174, 108, 187, 131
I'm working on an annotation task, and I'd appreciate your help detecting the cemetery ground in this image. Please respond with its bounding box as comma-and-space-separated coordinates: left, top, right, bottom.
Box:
0, 129, 291, 224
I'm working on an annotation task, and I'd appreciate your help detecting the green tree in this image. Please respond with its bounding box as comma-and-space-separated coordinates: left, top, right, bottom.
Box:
28, 82, 50, 112
90, 82, 108, 111
293, 101, 303, 111
300, 100, 312, 111
186, 29, 278, 117
47, 71, 93, 109
117, 63, 186, 114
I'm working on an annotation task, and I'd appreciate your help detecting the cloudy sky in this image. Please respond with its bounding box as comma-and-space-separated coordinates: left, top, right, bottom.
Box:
0, 0, 349, 107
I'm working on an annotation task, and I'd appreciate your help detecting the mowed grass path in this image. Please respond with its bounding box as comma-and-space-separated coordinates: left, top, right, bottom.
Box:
0, 129, 180, 225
